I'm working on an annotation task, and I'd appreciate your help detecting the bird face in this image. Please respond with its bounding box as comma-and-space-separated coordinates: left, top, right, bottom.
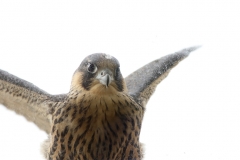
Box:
71, 53, 127, 95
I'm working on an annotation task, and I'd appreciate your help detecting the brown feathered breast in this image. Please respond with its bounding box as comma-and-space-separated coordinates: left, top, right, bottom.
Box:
47, 83, 144, 160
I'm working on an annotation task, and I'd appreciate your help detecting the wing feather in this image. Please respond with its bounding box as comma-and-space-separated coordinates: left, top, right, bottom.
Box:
125, 46, 200, 107
0, 69, 66, 133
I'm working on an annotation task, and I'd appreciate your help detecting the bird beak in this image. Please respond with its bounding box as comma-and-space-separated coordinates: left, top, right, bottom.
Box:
96, 69, 113, 87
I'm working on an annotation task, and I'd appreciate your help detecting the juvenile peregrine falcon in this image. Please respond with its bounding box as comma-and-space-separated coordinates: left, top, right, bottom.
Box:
0, 46, 199, 160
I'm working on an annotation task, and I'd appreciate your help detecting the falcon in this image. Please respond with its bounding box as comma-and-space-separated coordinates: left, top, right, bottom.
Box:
0, 46, 199, 160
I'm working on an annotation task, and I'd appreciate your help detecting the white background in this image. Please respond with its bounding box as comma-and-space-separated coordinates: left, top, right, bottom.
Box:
0, 1, 240, 160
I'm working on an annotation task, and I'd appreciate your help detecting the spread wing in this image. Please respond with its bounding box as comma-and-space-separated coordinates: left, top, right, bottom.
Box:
125, 46, 200, 107
0, 69, 66, 133
0, 46, 199, 133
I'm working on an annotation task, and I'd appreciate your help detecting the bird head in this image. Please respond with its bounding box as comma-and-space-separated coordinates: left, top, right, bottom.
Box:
71, 53, 127, 95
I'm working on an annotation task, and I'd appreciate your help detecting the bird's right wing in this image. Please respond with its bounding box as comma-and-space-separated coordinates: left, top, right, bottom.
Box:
125, 46, 200, 107
0, 69, 66, 133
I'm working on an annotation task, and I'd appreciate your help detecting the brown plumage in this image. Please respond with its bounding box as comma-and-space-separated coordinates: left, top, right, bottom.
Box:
0, 46, 200, 160
46, 53, 144, 159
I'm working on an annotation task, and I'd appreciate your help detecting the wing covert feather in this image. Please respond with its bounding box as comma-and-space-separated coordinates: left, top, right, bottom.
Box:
0, 69, 66, 133
125, 46, 200, 107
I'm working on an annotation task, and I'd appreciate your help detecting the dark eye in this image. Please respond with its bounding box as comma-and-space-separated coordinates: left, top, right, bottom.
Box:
87, 63, 97, 73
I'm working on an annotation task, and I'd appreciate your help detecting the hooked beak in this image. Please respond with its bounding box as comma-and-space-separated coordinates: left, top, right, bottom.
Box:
96, 69, 113, 87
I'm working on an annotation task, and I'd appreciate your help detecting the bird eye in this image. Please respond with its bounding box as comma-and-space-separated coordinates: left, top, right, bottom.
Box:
87, 63, 97, 73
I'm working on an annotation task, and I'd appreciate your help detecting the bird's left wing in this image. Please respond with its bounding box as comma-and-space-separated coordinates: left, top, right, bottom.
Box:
125, 46, 200, 107
0, 69, 65, 133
